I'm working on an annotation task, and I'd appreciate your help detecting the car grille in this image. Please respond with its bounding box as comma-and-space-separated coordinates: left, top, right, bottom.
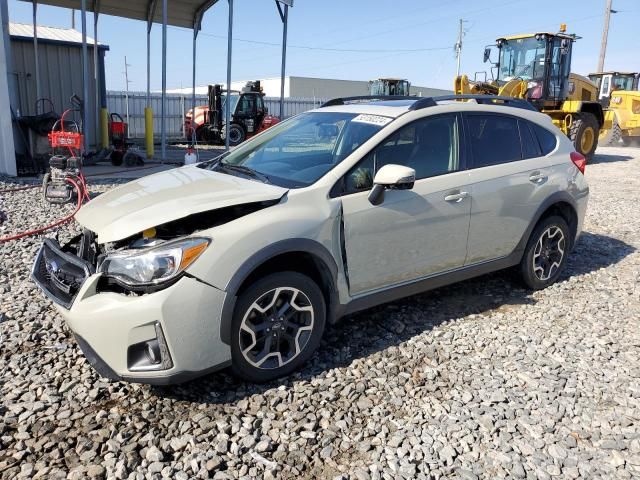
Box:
32, 239, 95, 309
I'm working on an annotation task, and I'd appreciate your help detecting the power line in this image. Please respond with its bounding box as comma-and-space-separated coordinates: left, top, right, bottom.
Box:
172, 27, 452, 53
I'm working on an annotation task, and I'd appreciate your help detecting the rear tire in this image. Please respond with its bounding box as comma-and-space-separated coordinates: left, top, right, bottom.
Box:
569, 113, 599, 161
604, 124, 622, 146
230, 272, 326, 383
519, 215, 571, 290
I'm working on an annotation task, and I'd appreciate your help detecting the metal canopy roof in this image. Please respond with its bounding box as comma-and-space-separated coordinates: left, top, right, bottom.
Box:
9, 22, 108, 48
19, 0, 219, 29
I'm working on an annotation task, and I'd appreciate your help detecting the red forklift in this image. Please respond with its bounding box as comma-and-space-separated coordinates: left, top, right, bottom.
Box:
184, 81, 279, 146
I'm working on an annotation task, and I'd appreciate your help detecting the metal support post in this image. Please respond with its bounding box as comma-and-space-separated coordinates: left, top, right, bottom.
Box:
81, 0, 88, 152
192, 29, 197, 146
225, 0, 233, 150
145, 1, 155, 159
276, 0, 289, 120
32, 0, 40, 113
93, 2, 100, 147
161, 0, 167, 161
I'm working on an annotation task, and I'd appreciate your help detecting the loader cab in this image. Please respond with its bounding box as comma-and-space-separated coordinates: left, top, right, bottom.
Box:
588, 72, 639, 106
368, 78, 411, 96
492, 32, 574, 109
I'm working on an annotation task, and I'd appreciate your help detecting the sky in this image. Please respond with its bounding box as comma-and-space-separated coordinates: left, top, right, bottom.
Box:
7, 0, 640, 92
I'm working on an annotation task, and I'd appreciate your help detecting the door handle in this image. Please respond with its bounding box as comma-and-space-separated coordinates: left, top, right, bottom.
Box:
444, 191, 469, 203
529, 173, 548, 184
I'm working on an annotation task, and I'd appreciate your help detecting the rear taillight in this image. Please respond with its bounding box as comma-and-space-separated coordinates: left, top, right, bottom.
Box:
570, 151, 586, 174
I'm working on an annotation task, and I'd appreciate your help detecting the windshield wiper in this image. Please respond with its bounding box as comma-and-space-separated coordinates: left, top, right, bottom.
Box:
217, 161, 271, 183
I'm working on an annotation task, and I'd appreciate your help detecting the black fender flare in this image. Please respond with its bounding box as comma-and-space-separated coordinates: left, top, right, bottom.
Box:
219, 239, 339, 345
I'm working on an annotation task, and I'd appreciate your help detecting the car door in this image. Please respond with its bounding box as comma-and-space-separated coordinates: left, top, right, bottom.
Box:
464, 113, 554, 264
338, 114, 472, 296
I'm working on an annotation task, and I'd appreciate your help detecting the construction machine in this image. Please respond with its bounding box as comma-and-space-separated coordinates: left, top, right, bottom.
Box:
185, 81, 280, 146
454, 25, 604, 159
588, 72, 640, 146
369, 78, 411, 96
588, 71, 639, 106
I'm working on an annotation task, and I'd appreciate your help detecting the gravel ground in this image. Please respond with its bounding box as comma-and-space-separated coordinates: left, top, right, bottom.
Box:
1, 147, 639, 480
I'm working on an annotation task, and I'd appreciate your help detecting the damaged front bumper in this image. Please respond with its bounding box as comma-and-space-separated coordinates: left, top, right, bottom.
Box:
32, 239, 232, 384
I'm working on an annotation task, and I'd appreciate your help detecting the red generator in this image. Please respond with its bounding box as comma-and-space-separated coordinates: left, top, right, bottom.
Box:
108, 113, 129, 166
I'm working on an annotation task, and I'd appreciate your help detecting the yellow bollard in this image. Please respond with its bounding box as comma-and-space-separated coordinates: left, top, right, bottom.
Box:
144, 107, 154, 159
100, 108, 109, 149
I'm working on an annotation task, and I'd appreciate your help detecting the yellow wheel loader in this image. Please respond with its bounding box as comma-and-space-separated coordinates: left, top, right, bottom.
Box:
455, 25, 604, 160
588, 72, 640, 146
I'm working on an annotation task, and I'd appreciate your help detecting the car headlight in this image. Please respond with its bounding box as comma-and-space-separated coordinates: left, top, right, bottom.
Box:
100, 237, 210, 287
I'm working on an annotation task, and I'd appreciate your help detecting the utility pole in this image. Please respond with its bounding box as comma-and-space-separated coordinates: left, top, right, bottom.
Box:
123, 56, 132, 126
598, 0, 617, 73
71, 9, 75, 29
455, 19, 465, 77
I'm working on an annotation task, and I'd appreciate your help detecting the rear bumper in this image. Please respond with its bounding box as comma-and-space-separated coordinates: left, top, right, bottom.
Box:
32, 241, 232, 384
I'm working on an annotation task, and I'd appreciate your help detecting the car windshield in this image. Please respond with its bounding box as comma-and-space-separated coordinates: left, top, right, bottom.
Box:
612, 76, 635, 91
198, 111, 391, 188
498, 37, 546, 82
221, 94, 240, 120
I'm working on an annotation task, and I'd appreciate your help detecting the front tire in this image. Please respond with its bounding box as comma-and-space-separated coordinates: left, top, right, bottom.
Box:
227, 124, 246, 146
519, 215, 571, 290
231, 272, 326, 383
569, 113, 599, 161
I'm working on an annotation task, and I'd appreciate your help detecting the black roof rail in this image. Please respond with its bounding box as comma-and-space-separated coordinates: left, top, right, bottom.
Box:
321, 95, 418, 107
320, 94, 537, 112
407, 97, 438, 110
427, 94, 538, 111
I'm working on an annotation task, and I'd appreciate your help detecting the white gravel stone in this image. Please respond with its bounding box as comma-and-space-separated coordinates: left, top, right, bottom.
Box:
1, 146, 640, 479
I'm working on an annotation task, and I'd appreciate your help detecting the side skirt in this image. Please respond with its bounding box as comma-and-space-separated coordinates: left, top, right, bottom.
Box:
336, 251, 523, 318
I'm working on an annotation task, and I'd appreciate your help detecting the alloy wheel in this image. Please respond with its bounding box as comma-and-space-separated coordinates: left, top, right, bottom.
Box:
532, 226, 566, 281
239, 287, 314, 369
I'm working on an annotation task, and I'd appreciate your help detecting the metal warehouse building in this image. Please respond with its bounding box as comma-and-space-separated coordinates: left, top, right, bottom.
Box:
167, 75, 452, 99
8, 22, 108, 151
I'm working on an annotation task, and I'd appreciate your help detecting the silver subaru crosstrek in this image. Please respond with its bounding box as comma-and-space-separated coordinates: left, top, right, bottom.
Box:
33, 95, 589, 384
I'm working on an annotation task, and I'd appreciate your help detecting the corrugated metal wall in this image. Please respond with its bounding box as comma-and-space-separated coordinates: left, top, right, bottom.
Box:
10, 38, 106, 148
106, 91, 327, 139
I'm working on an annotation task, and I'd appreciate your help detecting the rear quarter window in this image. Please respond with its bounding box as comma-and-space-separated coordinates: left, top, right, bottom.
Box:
519, 120, 542, 159
531, 124, 558, 155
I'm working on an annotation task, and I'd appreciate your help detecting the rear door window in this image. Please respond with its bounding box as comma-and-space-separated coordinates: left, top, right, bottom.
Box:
531, 124, 558, 155
466, 114, 522, 167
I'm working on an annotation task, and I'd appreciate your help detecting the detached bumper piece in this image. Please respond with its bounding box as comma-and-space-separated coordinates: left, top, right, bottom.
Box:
32, 239, 94, 309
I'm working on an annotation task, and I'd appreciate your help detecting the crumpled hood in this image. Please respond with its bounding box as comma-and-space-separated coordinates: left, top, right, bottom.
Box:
75, 166, 288, 243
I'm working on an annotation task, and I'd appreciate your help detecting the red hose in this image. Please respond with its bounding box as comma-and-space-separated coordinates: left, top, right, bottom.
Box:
0, 178, 85, 244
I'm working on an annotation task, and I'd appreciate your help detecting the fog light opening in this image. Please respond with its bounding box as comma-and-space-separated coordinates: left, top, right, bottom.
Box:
127, 322, 173, 372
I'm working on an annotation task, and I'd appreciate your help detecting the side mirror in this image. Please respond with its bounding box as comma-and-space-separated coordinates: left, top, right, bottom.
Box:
368, 164, 416, 206
483, 47, 492, 63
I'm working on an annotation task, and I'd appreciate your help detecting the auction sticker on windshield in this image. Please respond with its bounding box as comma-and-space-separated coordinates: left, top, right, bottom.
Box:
352, 114, 393, 126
